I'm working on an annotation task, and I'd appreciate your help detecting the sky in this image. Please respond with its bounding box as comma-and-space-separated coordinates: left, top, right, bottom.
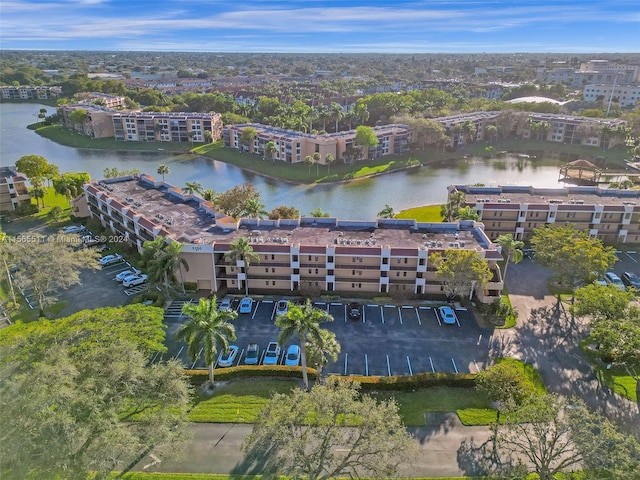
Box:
0, 0, 639, 53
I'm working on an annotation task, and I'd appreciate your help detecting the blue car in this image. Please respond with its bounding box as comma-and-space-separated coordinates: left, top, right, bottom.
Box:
438, 306, 458, 325
239, 297, 253, 314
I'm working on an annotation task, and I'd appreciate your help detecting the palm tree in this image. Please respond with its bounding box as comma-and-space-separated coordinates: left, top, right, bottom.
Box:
495, 234, 524, 285
53, 177, 79, 207
325, 154, 335, 175
157, 164, 170, 182
142, 236, 189, 293
377, 204, 395, 218
264, 140, 277, 163
176, 297, 238, 389
38, 108, 47, 123
309, 208, 330, 218
329, 102, 343, 133
305, 328, 341, 382
225, 237, 260, 296
313, 152, 321, 177
31, 187, 45, 209
276, 299, 334, 390
304, 155, 314, 176
242, 198, 268, 219
239, 126, 257, 153
202, 189, 217, 203
183, 181, 203, 195
441, 190, 466, 222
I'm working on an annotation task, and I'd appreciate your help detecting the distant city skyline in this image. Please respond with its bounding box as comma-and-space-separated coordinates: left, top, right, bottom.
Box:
0, 0, 638, 53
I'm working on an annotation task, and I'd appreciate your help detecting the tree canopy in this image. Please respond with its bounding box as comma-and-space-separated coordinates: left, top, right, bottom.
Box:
530, 225, 617, 289
429, 249, 493, 300
243, 378, 417, 479
0, 305, 190, 480
15, 155, 57, 188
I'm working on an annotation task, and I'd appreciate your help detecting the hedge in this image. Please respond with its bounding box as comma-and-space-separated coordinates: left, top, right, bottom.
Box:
184, 365, 318, 385
338, 372, 477, 391
184, 367, 476, 390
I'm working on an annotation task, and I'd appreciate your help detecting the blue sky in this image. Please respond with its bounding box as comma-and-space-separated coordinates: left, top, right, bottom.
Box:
1, 0, 638, 53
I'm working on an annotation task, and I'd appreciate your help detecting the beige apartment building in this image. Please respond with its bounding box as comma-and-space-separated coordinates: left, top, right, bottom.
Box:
58, 104, 116, 138
77, 175, 504, 303
0, 166, 31, 213
0, 85, 61, 100
223, 123, 410, 163
111, 111, 223, 143
451, 185, 640, 244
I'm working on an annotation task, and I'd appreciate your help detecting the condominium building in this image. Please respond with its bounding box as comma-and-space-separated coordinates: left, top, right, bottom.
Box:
57, 104, 116, 138
223, 123, 410, 163
76, 175, 504, 303
435, 112, 500, 147
84, 92, 126, 109
536, 60, 640, 88
0, 85, 62, 100
450, 185, 640, 244
0, 166, 31, 213
111, 111, 223, 143
583, 84, 640, 108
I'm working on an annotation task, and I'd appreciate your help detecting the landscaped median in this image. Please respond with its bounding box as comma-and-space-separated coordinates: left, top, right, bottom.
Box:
185, 366, 513, 426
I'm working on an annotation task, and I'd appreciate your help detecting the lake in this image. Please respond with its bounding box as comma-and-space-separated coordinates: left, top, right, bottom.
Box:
0, 102, 567, 219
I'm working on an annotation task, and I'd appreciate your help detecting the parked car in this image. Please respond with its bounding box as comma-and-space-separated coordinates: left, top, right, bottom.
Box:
275, 299, 289, 316
239, 297, 253, 314
263, 342, 281, 365
63, 225, 85, 234
347, 302, 361, 321
285, 344, 300, 366
604, 271, 625, 289
245, 343, 259, 365
621, 271, 640, 289
522, 248, 535, 259
438, 306, 458, 325
115, 268, 141, 282
218, 296, 232, 311
217, 345, 239, 367
122, 274, 148, 287
99, 253, 123, 266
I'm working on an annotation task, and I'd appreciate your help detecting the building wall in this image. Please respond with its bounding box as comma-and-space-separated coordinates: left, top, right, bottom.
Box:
0, 167, 31, 212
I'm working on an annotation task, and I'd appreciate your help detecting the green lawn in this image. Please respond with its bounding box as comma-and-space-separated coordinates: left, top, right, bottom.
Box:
188, 379, 299, 423
580, 338, 638, 402
32, 186, 73, 223
188, 378, 498, 426
494, 357, 547, 394
395, 204, 443, 222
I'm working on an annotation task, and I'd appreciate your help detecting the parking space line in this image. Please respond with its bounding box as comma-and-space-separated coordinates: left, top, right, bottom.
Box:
262, 300, 274, 303
398, 308, 403, 325
474, 360, 480, 373
150, 352, 160, 364
455, 316, 461, 327
344, 353, 348, 375
365, 354, 369, 376
367, 304, 378, 307
344, 304, 347, 322
407, 356, 413, 375
386, 355, 391, 376
626, 252, 638, 263
251, 301, 260, 320
380, 306, 384, 324
362, 307, 366, 323
451, 358, 459, 373
415, 307, 421, 325
191, 347, 202, 369
429, 356, 435, 373
235, 348, 244, 367
435, 310, 442, 327
270, 303, 276, 320
174, 346, 184, 361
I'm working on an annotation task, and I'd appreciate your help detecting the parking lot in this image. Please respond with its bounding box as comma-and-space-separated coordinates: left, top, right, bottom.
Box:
160, 297, 494, 376
613, 249, 640, 277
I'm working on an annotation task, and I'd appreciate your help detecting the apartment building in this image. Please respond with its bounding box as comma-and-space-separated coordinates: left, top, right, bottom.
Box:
0, 166, 31, 213
583, 84, 640, 108
223, 123, 410, 163
85, 92, 126, 109
536, 60, 640, 88
517, 113, 627, 149
77, 175, 504, 303
450, 185, 640, 244
435, 112, 500, 147
111, 111, 223, 143
0, 85, 62, 100
57, 104, 116, 138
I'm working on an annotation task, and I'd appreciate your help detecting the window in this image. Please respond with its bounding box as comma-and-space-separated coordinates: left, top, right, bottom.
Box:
308, 269, 312, 274
315, 268, 319, 274
418, 258, 425, 266
272, 268, 275, 273
271, 254, 275, 260
308, 255, 312, 261
265, 268, 269, 273
272, 281, 276, 285
293, 255, 299, 262
382, 257, 389, 265
397, 258, 401, 264
404, 258, 408, 264
328, 256, 334, 262
403, 272, 407, 277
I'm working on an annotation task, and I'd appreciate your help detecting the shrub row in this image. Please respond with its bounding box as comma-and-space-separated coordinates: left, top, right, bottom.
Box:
184, 368, 476, 391
339, 372, 477, 391
184, 365, 318, 385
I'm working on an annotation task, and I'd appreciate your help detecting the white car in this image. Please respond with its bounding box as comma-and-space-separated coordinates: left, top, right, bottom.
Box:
122, 274, 148, 287
438, 306, 458, 325
99, 253, 123, 266
275, 299, 289, 316
263, 342, 281, 365
604, 272, 625, 289
218, 296, 232, 311
115, 268, 141, 282
244, 343, 259, 365
217, 345, 239, 367
63, 225, 85, 234
239, 297, 253, 314
284, 344, 300, 366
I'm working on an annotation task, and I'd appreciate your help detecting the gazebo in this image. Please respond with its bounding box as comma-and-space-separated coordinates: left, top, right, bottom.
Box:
558, 159, 602, 184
